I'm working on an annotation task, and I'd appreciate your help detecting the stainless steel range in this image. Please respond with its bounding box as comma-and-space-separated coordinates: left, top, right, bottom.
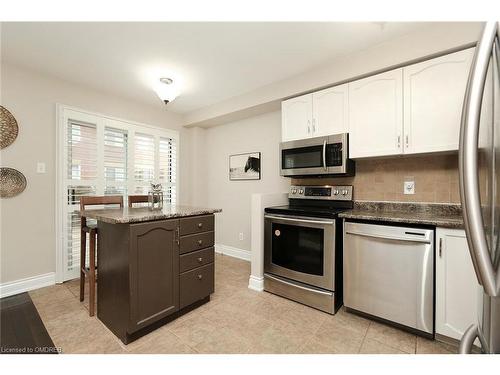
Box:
263, 185, 353, 314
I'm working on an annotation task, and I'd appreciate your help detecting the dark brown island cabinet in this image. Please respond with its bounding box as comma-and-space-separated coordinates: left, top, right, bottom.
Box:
96, 214, 215, 344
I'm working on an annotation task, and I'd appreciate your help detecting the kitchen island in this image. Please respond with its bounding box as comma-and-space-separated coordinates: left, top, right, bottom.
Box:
80, 205, 222, 344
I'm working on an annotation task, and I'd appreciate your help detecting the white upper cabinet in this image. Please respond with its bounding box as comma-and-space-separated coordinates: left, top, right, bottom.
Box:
435, 228, 480, 341
281, 48, 475, 156
348, 68, 403, 158
312, 84, 349, 137
281, 93, 313, 142
403, 48, 474, 154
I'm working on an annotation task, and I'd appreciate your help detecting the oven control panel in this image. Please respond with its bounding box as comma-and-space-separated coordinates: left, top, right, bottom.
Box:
289, 185, 353, 201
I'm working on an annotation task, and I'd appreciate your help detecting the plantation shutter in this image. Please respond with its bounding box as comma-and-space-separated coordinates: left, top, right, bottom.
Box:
159, 136, 177, 204
133, 132, 155, 194
65, 120, 98, 279
60, 108, 178, 282
104, 126, 128, 196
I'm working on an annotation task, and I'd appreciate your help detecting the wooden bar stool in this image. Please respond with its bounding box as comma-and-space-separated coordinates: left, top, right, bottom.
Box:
80, 195, 123, 316
128, 194, 149, 207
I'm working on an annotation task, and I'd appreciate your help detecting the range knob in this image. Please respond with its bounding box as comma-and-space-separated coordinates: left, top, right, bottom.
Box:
299, 189, 304, 194
333, 190, 339, 195
291, 188, 297, 194
342, 189, 348, 196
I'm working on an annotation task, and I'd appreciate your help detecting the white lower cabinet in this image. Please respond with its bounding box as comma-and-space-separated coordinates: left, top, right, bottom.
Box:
435, 228, 480, 341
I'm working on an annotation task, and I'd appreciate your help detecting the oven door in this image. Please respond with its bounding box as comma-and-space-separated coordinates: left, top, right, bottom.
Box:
264, 214, 335, 290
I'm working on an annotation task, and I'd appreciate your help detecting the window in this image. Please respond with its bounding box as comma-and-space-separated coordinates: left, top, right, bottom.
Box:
159, 136, 177, 204
104, 126, 128, 196
58, 107, 179, 281
134, 133, 155, 194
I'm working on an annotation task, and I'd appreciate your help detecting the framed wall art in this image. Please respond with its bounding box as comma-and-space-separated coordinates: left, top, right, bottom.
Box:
229, 152, 261, 181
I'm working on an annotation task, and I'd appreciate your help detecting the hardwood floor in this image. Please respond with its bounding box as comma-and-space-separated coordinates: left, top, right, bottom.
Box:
0, 292, 58, 354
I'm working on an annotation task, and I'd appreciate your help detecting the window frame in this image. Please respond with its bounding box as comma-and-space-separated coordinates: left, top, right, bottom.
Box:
55, 104, 180, 283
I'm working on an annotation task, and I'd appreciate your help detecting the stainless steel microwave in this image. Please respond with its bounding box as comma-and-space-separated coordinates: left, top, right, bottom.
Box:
279, 133, 354, 177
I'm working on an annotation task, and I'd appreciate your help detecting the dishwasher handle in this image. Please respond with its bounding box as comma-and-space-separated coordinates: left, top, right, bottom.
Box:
345, 229, 432, 244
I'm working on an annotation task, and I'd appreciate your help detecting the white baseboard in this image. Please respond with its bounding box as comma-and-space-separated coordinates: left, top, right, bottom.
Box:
248, 275, 264, 292
215, 244, 250, 262
0, 272, 56, 298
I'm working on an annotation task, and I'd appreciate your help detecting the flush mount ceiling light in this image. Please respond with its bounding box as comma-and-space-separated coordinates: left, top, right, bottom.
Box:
154, 77, 179, 104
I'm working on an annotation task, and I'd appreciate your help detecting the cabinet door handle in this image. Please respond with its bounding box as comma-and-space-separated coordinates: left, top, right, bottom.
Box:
397, 135, 401, 148
439, 238, 443, 257
197, 274, 203, 280
197, 257, 203, 262
405, 135, 409, 148
197, 239, 203, 246
176, 227, 180, 245
312, 118, 316, 133
307, 120, 311, 134
197, 222, 203, 229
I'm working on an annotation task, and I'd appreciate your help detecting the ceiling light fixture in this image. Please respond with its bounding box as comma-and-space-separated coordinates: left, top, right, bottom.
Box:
154, 77, 179, 104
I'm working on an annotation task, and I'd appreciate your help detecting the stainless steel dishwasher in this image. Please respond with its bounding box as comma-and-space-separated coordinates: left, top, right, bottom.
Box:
343, 222, 434, 335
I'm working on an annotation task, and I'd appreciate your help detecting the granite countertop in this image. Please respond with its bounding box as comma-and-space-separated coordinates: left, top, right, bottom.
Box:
339, 201, 464, 229
80, 205, 222, 224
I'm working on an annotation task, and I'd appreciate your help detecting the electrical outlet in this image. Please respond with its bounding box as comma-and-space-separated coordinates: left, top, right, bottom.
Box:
37, 162, 46, 174
404, 180, 415, 195
239, 232, 244, 241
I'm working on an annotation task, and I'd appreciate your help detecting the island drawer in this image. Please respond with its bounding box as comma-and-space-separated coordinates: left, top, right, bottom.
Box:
180, 231, 214, 254
180, 247, 214, 273
180, 215, 214, 236
180, 263, 215, 308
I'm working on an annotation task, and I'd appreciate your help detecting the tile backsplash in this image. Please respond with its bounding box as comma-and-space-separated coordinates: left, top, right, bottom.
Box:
293, 154, 460, 203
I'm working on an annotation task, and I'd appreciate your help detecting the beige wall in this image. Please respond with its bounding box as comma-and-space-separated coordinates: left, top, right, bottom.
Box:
0, 63, 188, 284
1, 23, 474, 284
294, 154, 460, 203
204, 111, 289, 251
201, 112, 462, 257
184, 22, 481, 127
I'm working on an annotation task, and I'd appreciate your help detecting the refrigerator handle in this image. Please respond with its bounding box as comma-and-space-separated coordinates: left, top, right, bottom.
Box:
459, 324, 480, 354
459, 21, 500, 296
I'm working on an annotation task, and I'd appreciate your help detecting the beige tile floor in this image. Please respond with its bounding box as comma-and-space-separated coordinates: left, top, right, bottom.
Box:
29, 254, 457, 354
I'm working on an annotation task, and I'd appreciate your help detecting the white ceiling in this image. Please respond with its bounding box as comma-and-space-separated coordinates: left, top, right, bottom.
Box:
1, 22, 434, 114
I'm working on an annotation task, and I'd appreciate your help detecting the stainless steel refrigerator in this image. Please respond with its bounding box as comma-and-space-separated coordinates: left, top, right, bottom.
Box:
459, 21, 500, 354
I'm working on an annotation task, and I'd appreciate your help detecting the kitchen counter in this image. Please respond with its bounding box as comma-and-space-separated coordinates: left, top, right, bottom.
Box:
80, 205, 222, 224
339, 201, 463, 229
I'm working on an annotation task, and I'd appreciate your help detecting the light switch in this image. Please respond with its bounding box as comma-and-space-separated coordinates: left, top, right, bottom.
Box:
404, 179, 415, 195
37, 162, 46, 174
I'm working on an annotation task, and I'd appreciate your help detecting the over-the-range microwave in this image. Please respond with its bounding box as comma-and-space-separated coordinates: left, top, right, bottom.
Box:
279, 133, 355, 177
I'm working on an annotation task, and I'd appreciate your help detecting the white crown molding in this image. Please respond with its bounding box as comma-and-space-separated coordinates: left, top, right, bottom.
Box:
0, 272, 55, 298
215, 244, 250, 262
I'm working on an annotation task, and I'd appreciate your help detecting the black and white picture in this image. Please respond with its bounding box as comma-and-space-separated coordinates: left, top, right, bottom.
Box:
229, 152, 261, 180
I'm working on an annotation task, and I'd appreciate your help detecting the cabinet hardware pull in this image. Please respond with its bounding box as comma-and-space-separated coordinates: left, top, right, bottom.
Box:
307, 120, 311, 134
176, 227, 180, 245
405, 135, 409, 147
439, 238, 443, 257
312, 118, 316, 133
198, 240, 203, 245
197, 257, 203, 262
198, 223, 203, 228
197, 274, 203, 280
397, 135, 401, 148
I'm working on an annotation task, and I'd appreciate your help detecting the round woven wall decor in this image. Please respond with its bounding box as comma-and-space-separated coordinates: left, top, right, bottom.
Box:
0, 167, 27, 198
0, 105, 19, 149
